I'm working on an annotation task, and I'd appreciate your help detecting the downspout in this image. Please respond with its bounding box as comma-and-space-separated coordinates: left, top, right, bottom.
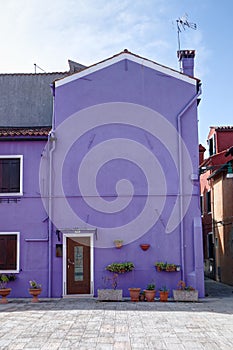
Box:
177, 82, 202, 281
48, 83, 56, 298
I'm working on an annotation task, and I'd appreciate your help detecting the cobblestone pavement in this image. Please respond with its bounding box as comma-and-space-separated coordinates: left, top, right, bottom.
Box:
0, 279, 233, 350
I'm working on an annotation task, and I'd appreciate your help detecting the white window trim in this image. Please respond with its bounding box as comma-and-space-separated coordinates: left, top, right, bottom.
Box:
0, 155, 23, 196
0, 232, 20, 273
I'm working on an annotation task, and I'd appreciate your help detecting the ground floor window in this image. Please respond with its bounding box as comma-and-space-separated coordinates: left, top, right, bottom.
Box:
0, 232, 19, 272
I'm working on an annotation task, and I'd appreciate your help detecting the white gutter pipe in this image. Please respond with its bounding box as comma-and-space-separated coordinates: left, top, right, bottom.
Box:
48, 84, 56, 298
177, 83, 202, 281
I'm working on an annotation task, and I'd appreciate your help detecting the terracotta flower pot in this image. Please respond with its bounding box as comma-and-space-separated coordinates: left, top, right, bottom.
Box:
140, 244, 150, 251
159, 291, 169, 302
144, 289, 156, 302
29, 288, 42, 303
0, 288, 11, 304
128, 288, 141, 302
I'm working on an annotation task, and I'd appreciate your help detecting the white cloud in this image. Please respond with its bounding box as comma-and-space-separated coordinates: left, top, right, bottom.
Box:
0, 0, 178, 72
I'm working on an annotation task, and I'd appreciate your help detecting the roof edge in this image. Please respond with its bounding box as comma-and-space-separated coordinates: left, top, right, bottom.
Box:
55, 49, 199, 88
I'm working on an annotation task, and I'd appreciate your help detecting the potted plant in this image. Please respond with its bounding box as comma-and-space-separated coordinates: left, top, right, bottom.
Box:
128, 287, 141, 302
113, 239, 123, 249
97, 273, 122, 301
105, 262, 135, 274
159, 286, 169, 302
155, 262, 180, 272
144, 282, 156, 302
28, 280, 42, 303
155, 262, 166, 271
0, 274, 11, 304
173, 280, 198, 302
139, 291, 145, 301
98, 262, 135, 301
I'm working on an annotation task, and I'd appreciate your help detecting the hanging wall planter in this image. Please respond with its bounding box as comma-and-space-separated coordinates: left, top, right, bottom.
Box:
155, 262, 180, 272
113, 240, 123, 249
140, 244, 150, 251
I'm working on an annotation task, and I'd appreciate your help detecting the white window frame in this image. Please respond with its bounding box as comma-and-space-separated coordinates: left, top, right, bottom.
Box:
0, 232, 20, 273
0, 155, 23, 196
63, 231, 94, 297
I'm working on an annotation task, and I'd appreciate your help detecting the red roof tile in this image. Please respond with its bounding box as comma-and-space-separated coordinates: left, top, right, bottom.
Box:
0, 127, 51, 137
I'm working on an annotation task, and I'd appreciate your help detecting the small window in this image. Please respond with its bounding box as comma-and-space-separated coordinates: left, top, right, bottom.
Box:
207, 233, 214, 259
206, 190, 211, 213
0, 232, 20, 272
0, 156, 23, 195
209, 135, 216, 156
200, 195, 203, 216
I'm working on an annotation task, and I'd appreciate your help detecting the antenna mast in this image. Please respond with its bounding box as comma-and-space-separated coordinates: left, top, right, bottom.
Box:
34, 63, 46, 73
176, 14, 197, 69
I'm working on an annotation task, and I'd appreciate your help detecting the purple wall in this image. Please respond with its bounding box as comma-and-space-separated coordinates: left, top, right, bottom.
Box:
50, 57, 204, 297
1, 55, 204, 299
0, 140, 48, 297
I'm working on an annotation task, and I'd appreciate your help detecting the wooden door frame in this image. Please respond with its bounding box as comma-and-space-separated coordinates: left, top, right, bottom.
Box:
63, 232, 94, 297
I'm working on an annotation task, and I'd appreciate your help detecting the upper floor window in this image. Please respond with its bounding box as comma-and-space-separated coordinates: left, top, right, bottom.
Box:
206, 190, 211, 213
0, 232, 20, 272
200, 195, 204, 216
0, 156, 23, 195
208, 135, 216, 156
207, 232, 214, 259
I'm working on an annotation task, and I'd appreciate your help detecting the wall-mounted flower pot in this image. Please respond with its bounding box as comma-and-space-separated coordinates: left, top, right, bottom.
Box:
140, 244, 150, 251
114, 240, 123, 249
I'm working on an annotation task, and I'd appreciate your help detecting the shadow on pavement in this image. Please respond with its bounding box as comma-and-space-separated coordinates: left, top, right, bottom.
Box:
1, 278, 233, 315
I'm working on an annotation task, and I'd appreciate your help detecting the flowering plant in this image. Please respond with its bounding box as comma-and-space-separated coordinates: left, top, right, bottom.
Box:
105, 262, 135, 273
0, 274, 16, 289
177, 280, 195, 291
29, 280, 42, 289
0, 274, 9, 289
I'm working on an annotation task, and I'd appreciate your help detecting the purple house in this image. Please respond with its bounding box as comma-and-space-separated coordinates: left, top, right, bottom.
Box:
0, 50, 204, 298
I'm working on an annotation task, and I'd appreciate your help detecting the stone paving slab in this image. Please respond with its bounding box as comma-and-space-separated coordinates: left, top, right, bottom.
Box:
0, 281, 233, 350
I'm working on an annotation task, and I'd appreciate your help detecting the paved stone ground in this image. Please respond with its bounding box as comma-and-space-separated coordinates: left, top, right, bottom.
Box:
0, 279, 233, 350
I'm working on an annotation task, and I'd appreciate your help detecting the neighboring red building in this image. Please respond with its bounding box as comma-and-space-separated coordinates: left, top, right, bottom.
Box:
200, 126, 233, 285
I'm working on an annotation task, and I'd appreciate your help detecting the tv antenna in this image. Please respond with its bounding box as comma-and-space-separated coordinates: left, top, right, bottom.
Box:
176, 14, 197, 52
34, 63, 46, 73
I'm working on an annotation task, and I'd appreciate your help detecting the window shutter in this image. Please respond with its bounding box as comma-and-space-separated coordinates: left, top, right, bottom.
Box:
9, 159, 20, 192
0, 235, 17, 270
0, 158, 20, 193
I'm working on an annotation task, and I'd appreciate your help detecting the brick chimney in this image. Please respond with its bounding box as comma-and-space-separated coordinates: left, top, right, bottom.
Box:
177, 50, 195, 77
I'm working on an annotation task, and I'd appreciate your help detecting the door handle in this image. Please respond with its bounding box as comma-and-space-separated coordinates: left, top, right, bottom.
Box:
68, 258, 74, 265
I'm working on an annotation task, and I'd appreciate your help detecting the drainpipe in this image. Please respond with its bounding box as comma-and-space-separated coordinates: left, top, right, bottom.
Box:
177, 82, 202, 281
48, 83, 56, 298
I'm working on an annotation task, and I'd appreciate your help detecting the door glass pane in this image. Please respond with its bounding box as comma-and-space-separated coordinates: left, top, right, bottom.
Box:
74, 246, 83, 281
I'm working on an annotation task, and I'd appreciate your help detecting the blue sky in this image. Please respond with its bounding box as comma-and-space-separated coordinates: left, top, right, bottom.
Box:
0, 0, 232, 146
